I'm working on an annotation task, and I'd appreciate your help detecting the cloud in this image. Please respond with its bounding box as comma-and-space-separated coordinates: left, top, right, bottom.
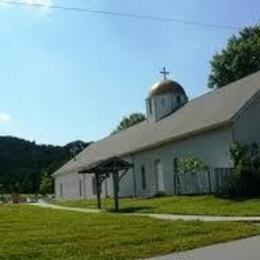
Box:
0, 112, 10, 123
0, 0, 54, 15
22, 0, 52, 8
22, 0, 53, 15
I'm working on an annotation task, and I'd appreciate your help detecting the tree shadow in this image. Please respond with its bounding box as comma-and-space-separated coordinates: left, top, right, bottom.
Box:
214, 194, 260, 202
107, 206, 155, 213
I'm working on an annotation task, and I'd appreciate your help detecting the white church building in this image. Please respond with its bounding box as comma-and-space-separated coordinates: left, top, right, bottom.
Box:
53, 71, 260, 200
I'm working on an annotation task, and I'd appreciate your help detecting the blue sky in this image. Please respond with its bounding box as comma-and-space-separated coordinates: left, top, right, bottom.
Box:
0, 0, 259, 145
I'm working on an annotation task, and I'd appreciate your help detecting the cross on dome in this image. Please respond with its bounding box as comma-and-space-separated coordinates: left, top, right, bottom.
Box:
160, 67, 170, 80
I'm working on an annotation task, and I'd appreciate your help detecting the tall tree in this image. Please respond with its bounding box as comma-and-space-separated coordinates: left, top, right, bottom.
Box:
112, 113, 146, 134
39, 173, 53, 196
208, 26, 260, 89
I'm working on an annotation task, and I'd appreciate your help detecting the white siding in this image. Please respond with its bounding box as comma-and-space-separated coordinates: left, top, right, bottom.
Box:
131, 126, 233, 197
233, 94, 260, 144
54, 127, 233, 200
55, 171, 109, 200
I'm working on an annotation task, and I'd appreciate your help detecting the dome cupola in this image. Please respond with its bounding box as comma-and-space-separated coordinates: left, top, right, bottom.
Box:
149, 79, 186, 98
146, 68, 188, 122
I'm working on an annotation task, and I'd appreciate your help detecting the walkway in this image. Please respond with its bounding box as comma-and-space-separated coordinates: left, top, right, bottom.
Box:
31, 202, 260, 222
136, 213, 260, 222
31, 202, 103, 213
148, 235, 260, 260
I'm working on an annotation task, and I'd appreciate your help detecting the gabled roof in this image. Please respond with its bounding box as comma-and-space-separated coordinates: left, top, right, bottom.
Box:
53, 71, 260, 177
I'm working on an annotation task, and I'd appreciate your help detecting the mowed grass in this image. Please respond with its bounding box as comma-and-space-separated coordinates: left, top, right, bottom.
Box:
56, 195, 260, 216
1, 206, 260, 260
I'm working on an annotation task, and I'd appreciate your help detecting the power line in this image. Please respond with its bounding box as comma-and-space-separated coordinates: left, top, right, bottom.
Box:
0, 0, 241, 30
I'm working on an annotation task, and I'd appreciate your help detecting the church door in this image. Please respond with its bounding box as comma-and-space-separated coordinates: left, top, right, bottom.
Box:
155, 160, 164, 192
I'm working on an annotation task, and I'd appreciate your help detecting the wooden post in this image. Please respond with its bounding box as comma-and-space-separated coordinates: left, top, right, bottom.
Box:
95, 173, 101, 209
113, 170, 119, 211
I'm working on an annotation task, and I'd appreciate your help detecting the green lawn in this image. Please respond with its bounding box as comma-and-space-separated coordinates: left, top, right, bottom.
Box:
55, 195, 260, 216
0, 205, 260, 260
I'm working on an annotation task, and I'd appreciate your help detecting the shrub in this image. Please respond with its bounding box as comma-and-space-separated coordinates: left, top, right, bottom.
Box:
224, 143, 260, 197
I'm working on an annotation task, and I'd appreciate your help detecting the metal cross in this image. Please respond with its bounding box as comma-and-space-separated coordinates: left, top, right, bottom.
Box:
160, 67, 170, 80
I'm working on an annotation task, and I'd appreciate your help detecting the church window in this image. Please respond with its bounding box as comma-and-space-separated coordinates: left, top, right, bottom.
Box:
59, 183, 63, 198
173, 158, 179, 195
148, 99, 152, 114
92, 176, 97, 195
173, 158, 179, 173
161, 98, 165, 106
141, 165, 146, 190
79, 179, 82, 197
155, 160, 164, 192
177, 95, 181, 105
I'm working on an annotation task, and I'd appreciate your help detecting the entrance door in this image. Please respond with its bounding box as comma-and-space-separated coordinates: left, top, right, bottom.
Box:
156, 161, 164, 192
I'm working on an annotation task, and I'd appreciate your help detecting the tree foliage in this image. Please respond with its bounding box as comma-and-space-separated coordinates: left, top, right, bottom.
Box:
208, 26, 260, 89
0, 136, 90, 193
178, 156, 209, 174
112, 113, 146, 134
39, 172, 53, 196
226, 142, 260, 197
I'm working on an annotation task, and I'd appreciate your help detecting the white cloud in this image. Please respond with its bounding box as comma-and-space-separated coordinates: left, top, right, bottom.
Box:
0, 0, 54, 15
0, 112, 10, 123
22, 0, 53, 15
22, 0, 52, 8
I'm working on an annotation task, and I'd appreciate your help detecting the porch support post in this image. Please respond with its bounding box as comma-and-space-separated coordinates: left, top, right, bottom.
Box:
112, 170, 119, 212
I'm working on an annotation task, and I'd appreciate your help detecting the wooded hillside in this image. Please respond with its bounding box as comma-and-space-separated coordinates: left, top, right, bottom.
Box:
0, 136, 90, 193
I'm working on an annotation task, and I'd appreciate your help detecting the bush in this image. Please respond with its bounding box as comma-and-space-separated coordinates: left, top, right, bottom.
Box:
223, 143, 260, 197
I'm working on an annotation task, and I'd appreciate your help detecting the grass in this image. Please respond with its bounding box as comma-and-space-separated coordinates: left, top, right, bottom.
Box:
1, 205, 260, 260
55, 195, 260, 216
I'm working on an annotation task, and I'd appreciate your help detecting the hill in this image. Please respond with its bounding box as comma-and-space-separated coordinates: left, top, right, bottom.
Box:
0, 136, 90, 193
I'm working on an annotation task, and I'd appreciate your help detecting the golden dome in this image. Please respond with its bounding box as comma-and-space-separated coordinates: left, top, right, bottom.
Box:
149, 80, 185, 98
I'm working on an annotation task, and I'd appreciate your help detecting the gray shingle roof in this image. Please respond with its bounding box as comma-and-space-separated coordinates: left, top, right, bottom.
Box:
53, 71, 260, 176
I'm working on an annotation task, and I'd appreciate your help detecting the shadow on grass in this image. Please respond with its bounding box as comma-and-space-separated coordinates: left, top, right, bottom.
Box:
107, 206, 155, 213
214, 194, 260, 202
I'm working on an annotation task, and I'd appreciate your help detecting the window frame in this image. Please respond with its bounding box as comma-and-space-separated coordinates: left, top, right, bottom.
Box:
141, 165, 146, 190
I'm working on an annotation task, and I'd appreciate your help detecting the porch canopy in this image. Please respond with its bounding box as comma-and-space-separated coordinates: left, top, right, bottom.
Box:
78, 157, 133, 211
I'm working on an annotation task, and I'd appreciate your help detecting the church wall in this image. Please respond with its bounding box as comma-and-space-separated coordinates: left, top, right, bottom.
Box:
232, 93, 260, 145
55, 171, 109, 200
131, 126, 233, 197
54, 127, 233, 200
105, 156, 135, 198
55, 172, 82, 200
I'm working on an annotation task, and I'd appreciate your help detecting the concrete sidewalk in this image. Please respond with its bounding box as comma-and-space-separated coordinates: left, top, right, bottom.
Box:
149, 235, 260, 260
31, 202, 260, 222
31, 202, 103, 213
135, 213, 260, 222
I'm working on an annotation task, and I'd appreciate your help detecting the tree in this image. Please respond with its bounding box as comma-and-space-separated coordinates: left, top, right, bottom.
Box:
39, 173, 53, 196
208, 26, 260, 89
178, 155, 212, 194
112, 113, 146, 134
226, 143, 260, 197
178, 156, 209, 174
